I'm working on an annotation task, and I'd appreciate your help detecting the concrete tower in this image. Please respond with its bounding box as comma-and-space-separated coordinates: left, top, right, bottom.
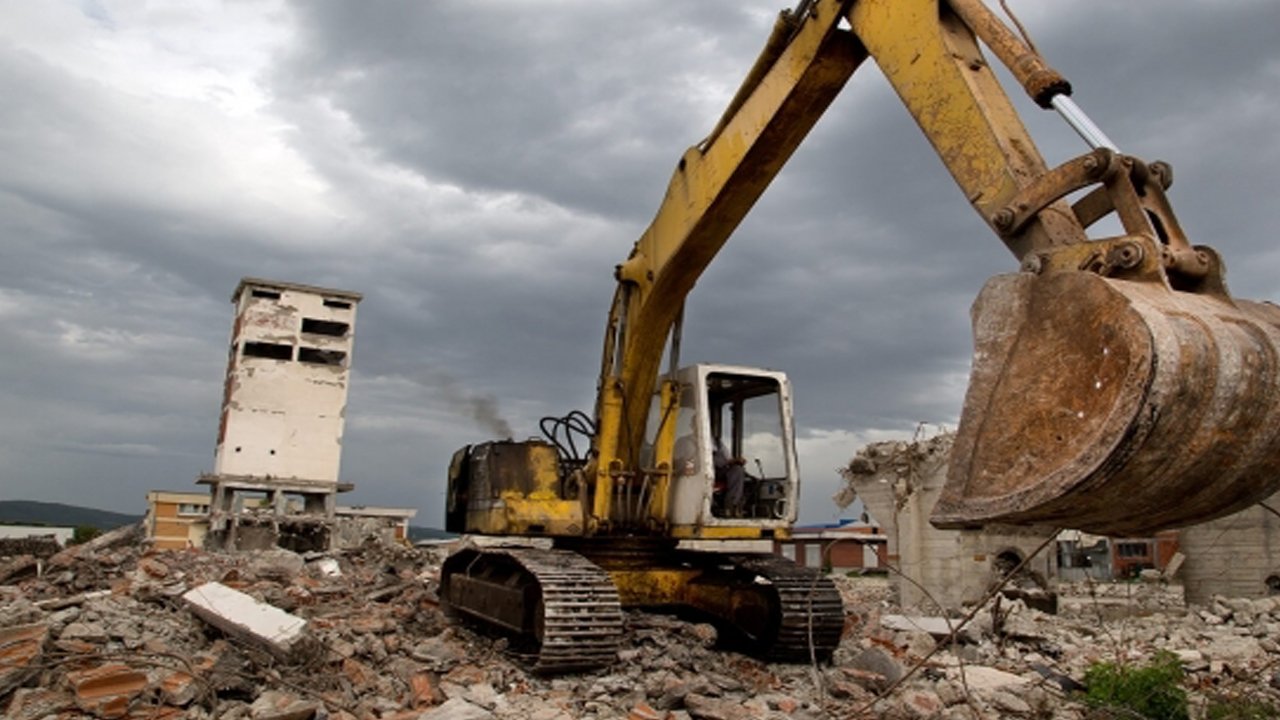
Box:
202, 277, 363, 550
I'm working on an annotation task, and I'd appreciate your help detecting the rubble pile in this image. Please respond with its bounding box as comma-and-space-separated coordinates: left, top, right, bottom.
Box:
3, 527, 1279, 719
0, 536, 62, 561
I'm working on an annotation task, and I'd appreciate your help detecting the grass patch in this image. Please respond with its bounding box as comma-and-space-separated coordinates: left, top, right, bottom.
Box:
1083, 651, 1188, 720
1205, 696, 1279, 720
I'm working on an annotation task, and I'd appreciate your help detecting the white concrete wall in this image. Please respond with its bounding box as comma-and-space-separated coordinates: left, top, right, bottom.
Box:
214, 282, 358, 483
1181, 492, 1280, 604
0, 526, 75, 545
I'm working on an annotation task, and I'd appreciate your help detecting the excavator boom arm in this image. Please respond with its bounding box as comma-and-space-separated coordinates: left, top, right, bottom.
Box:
595, 0, 1076, 525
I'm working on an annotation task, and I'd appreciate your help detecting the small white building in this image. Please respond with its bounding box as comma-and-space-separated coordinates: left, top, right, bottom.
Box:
0, 525, 75, 546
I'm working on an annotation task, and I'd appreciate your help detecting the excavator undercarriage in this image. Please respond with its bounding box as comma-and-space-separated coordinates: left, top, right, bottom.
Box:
441, 541, 845, 673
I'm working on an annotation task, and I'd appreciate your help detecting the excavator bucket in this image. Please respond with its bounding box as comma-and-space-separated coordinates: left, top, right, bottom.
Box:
933, 254, 1280, 536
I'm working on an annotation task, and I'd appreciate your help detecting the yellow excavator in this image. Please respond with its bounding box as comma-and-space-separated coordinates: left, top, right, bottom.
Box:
441, 0, 1280, 672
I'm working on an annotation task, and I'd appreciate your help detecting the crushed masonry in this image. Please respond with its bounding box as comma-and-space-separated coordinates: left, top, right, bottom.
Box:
0, 522, 1278, 719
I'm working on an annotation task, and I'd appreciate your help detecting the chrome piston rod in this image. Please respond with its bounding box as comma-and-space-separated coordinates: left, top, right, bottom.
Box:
1052, 95, 1119, 152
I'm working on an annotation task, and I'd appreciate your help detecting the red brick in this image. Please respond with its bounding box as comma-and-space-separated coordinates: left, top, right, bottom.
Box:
341, 657, 375, 689
409, 672, 438, 708
159, 671, 197, 706
347, 616, 389, 634
442, 664, 486, 686
383, 634, 401, 654
773, 697, 799, 714
284, 586, 315, 607
139, 558, 170, 579
1, 623, 49, 694
67, 663, 148, 719
628, 701, 669, 720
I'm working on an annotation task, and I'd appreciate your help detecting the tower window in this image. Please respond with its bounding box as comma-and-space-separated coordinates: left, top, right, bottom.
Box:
302, 318, 349, 337
251, 289, 281, 300
243, 342, 292, 360
299, 347, 346, 366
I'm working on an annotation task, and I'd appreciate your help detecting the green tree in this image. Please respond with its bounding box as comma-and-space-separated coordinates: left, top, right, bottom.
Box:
70, 525, 102, 545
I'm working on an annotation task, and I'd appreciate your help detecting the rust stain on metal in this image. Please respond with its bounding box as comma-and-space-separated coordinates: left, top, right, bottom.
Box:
936, 265, 1280, 536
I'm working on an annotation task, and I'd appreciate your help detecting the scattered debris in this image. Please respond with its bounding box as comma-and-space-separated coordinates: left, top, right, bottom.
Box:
2, 527, 1278, 719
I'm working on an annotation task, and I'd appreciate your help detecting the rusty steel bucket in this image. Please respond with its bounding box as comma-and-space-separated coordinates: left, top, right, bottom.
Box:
933, 246, 1280, 536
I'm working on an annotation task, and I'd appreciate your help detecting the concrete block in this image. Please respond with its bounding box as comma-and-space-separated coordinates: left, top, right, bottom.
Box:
952, 665, 1027, 691
249, 690, 320, 720
5, 688, 71, 720
182, 582, 310, 661
880, 614, 956, 638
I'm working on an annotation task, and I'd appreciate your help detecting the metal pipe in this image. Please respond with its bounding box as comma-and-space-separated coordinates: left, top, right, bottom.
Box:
947, 0, 1069, 107
1051, 95, 1119, 152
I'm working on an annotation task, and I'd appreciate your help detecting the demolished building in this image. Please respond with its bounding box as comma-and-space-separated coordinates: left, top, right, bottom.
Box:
201, 277, 363, 551
1181, 492, 1280, 604
144, 278, 419, 553
836, 432, 1058, 611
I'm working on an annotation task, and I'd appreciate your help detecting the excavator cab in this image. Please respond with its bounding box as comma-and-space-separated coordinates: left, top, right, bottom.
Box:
660, 364, 798, 530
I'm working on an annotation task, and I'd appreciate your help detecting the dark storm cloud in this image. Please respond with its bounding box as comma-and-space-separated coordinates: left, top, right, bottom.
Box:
276, 2, 772, 220
2, 1, 1277, 526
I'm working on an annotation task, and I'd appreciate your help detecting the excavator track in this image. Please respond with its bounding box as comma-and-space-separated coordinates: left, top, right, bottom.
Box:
725, 554, 845, 661
440, 546, 623, 674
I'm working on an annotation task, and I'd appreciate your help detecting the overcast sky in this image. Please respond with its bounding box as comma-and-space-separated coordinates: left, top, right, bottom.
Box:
2, 1, 1277, 528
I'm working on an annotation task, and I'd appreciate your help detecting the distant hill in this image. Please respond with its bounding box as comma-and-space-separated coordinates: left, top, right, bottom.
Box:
408, 525, 457, 542
0, 500, 455, 540
0, 500, 141, 531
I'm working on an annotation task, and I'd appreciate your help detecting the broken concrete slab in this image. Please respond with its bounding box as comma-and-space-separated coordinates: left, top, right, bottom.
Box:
881, 614, 959, 638
418, 697, 494, 720
249, 690, 321, 720
847, 646, 904, 686
247, 549, 306, 582
60, 620, 110, 643
182, 581, 311, 661
4, 688, 73, 720
952, 665, 1028, 691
